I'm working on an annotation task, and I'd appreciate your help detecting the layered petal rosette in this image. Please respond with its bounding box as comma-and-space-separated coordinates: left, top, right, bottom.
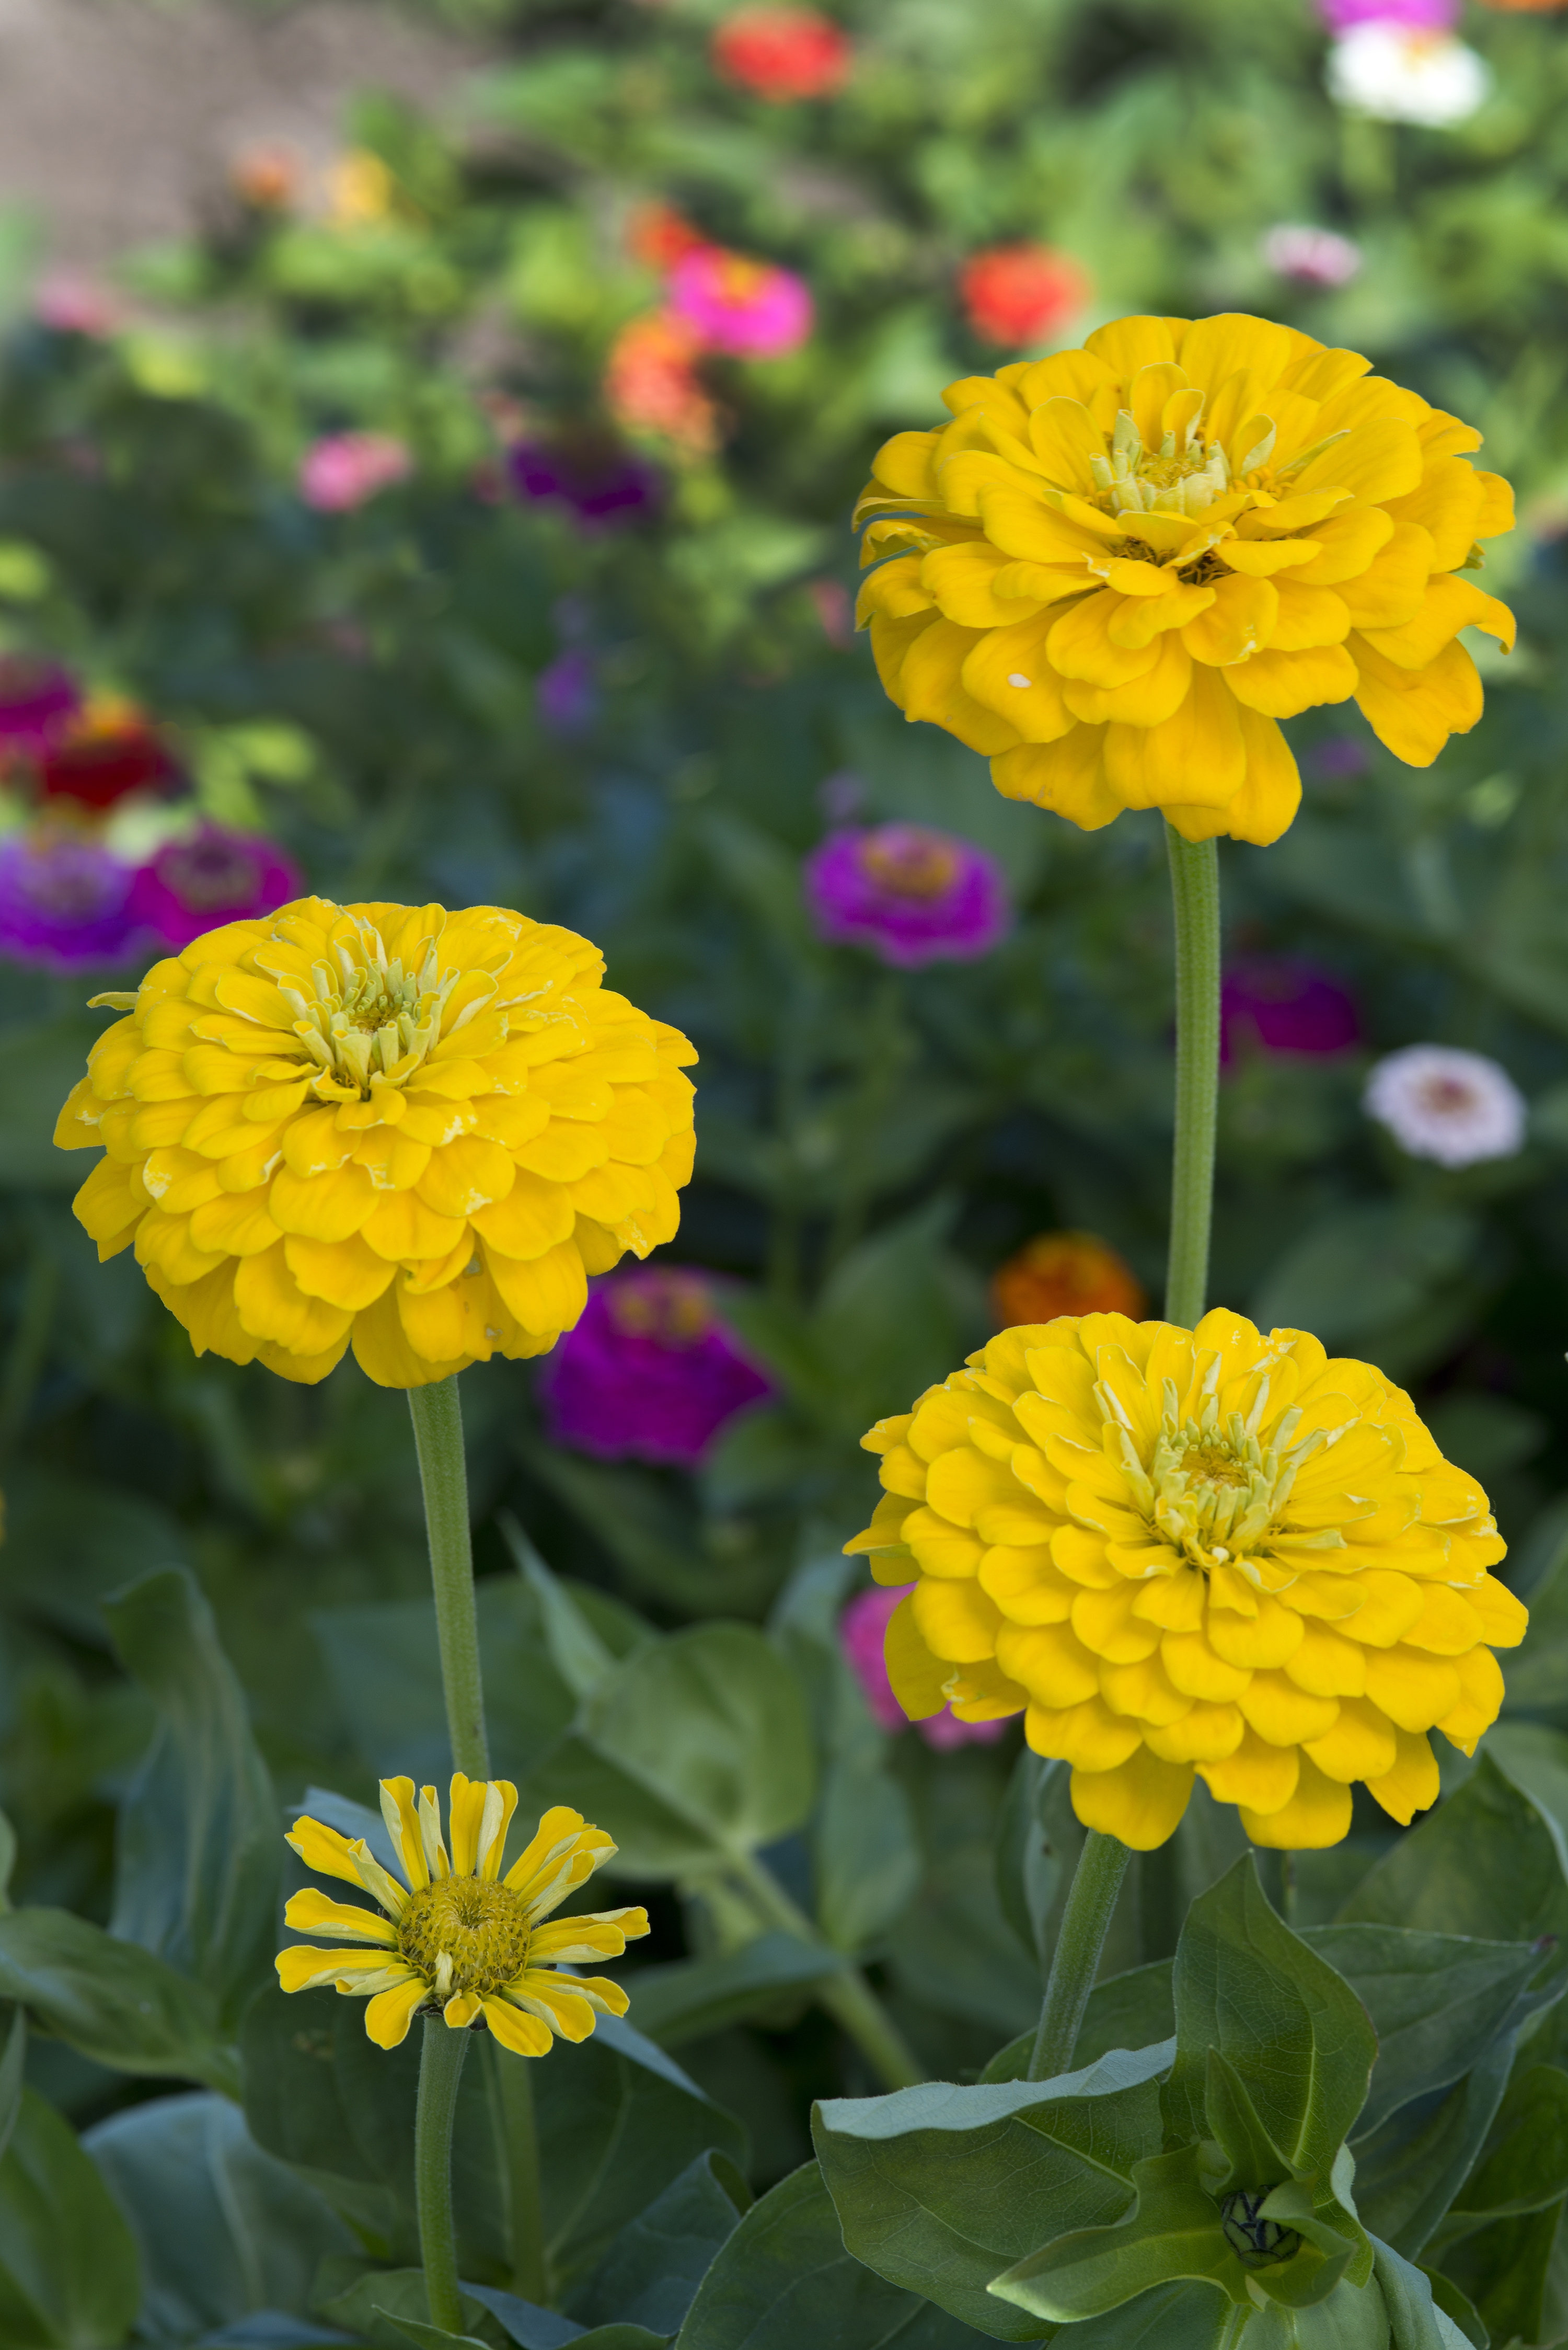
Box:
278, 1776, 649, 2054
53, 896, 696, 1387
856, 314, 1515, 844
847, 1310, 1525, 1851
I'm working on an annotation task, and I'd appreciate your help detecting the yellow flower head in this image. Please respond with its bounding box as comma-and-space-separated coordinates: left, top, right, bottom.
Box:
278, 1776, 649, 2054
848, 1310, 1525, 1852
855, 314, 1516, 846
54, 897, 696, 1388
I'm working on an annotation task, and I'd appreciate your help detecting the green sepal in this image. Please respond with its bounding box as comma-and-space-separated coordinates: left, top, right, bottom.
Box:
1237, 2180, 1359, 2313
1201, 2047, 1295, 2198
989, 2145, 1249, 2323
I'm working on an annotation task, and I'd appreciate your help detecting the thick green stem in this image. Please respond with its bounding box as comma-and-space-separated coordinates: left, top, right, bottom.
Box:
415, 2020, 470, 2331
407, 1376, 489, 1779
1163, 827, 1222, 1329
730, 1850, 923, 2091
1027, 1830, 1132, 2082
495, 2042, 549, 2302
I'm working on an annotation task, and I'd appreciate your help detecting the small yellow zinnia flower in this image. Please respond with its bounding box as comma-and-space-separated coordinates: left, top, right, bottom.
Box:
278, 1776, 649, 2054
855, 314, 1516, 845
53, 897, 696, 1388
847, 1310, 1525, 1852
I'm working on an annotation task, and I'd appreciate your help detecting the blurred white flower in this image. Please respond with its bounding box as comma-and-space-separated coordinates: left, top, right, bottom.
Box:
1261, 225, 1364, 288
1327, 25, 1491, 124
1364, 1045, 1526, 1167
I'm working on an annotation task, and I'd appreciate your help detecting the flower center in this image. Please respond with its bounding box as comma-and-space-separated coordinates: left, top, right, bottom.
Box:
397, 1877, 533, 1999
858, 826, 961, 900
1101, 1375, 1340, 1574
1417, 1076, 1475, 1115
266, 916, 469, 1097
1090, 407, 1237, 524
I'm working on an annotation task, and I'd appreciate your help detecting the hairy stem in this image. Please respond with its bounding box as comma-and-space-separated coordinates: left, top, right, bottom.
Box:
1028, 1829, 1132, 2082
407, 1375, 490, 1779
414, 2019, 470, 2331
1164, 827, 1223, 1328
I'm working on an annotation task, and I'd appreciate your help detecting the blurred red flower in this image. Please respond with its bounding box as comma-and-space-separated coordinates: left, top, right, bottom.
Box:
712, 7, 852, 101
627, 201, 706, 272
39, 697, 176, 810
958, 243, 1090, 349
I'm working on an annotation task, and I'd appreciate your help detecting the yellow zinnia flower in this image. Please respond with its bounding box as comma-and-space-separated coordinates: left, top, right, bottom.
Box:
847, 1310, 1525, 1852
53, 897, 696, 1388
277, 1776, 649, 2053
855, 313, 1516, 845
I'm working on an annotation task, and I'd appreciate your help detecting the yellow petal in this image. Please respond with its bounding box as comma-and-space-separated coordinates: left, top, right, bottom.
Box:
1352, 635, 1481, 767
885, 1593, 955, 1719
282, 1889, 398, 1943
1240, 1753, 1353, 1850
482, 1996, 553, 2057
1047, 592, 1160, 687
1366, 1728, 1442, 1825
990, 728, 1121, 830
365, 1976, 431, 2049
1103, 666, 1245, 811
1070, 1748, 1194, 1851
1200, 1726, 1299, 1814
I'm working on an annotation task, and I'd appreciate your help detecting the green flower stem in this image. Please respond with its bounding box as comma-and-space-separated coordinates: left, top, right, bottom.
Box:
1163, 826, 1223, 1329
730, 1849, 923, 2091
407, 1375, 490, 1781
1027, 1829, 1132, 2082
415, 2019, 470, 2331
494, 2042, 549, 2303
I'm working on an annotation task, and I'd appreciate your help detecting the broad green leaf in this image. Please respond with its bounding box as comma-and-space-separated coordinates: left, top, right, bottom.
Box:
0, 1907, 237, 2094
84, 2090, 352, 2339
1040, 2281, 1240, 2350
814, 1753, 920, 1955
1443, 2062, 1568, 2225
994, 1755, 1059, 1967
1351, 2032, 1515, 2259
1337, 1754, 1568, 1946
0, 1016, 106, 1187
381, 2317, 493, 2350
813, 2041, 1171, 2339
1301, 1924, 1550, 2136
675, 2159, 999, 2350
464, 2286, 584, 2349
626, 1933, 846, 2047
1249, 1203, 1479, 1350
1429, 2199, 1564, 2350
567, 2150, 748, 2334
105, 1567, 280, 2032
316, 2269, 503, 2350
0, 2087, 140, 2349
0, 2016, 22, 2169
1417, 2268, 1485, 2350
981, 1962, 1175, 2085
1163, 1859, 1376, 2182
988, 2147, 1243, 2323
499, 1519, 644, 1700
0, 1473, 186, 1646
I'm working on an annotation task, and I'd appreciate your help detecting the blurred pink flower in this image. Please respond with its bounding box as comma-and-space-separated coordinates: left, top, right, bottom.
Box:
128, 824, 302, 951
1261, 224, 1363, 288
668, 247, 813, 359
1316, 0, 1457, 27
840, 1585, 1007, 1750
299, 432, 412, 512
805, 823, 1010, 968
35, 272, 120, 337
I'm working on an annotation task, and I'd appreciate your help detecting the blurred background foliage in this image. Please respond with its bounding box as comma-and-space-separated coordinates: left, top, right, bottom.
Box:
3, 0, 1568, 2213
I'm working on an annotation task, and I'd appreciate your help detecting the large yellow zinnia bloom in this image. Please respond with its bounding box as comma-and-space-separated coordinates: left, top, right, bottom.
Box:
278, 1776, 648, 2053
855, 314, 1516, 845
847, 1311, 1525, 1851
53, 897, 696, 1387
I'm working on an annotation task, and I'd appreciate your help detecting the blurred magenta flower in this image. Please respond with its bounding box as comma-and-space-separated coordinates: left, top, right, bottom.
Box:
668, 248, 813, 359
299, 432, 412, 512
538, 1267, 773, 1468
958, 244, 1090, 349
711, 7, 853, 101
0, 832, 140, 971
805, 824, 1009, 968
1221, 957, 1361, 1063
39, 697, 177, 810
0, 658, 80, 756
127, 824, 302, 952
508, 438, 662, 529
1316, 0, 1457, 28
840, 1586, 1006, 1750
1261, 224, 1364, 288
34, 271, 120, 337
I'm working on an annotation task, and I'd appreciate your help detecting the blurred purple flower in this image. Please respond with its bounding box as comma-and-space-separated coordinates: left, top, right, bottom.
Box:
805, 823, 1009, 969
128, 824, 302, 952
508, 438, 662, 530
840, 1585, 1006, 1750
0, 658, 80, 756
0, 832, 141, 972
536, 649, 597, 737
1221, 958, 1361, 1064
538, 1266, 774, 1469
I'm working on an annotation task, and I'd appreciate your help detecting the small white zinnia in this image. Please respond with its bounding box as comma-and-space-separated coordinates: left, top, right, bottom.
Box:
1327, 25, 1491, 126
1364, 1045, 1526, 1168
1261, 225, 1364, 289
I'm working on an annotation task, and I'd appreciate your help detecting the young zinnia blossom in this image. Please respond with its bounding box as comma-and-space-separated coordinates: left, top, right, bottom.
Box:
1221, 957, 1361, 1061
1364, 1044, 1526, 1166
0, 658, 80, 756
54, 897, 696, 1388
299, 432, 412, 513
958, 245, 1090, 351
991, 1232, 1146, 1327
278, 1776, 648, 2054
126, 826, 302, 952
1260, 225, 1364, 290
667, 247, 813, 361
847, 1310, 1524, 1851
711, 6, 853, 101
1327, 26, 1491, 123
856, 315, 1515, 846
841, 1584, 1006, 1749
40, 697, 176, 809
538, 1265, 773, 1467
0, 833, 141, 973
804, 823, 1009, 967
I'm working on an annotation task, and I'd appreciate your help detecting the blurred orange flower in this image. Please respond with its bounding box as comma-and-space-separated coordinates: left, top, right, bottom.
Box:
605, 315, 721, 454
230, 146, 300, 211
959, 244, 1090, 349
627, 202, 706, 272
990, 1231, 1146, 1327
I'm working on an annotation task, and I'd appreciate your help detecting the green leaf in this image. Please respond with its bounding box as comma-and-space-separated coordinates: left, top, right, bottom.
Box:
1350, 2032, 1516, 2260
0, 1015, 106, 1188
315, 2270, 503, 2350
1417, 2267, 1486, 2350
1444, 2062, 1568, 2225
567, 2149, 747, 2334
1250, 1203, 1480, 1351
0, 1474, 186, 1646
980, 1961, 1176, 2086
675, 2159, 999, 2350
0, 2087, 140, 2348
84, 2089, 353, 2339
814, 1755, 921, 1956
380, 2316, 494, 2350
499, 1519, 644, 1700
813, 2041, 1171, 2340
0, 1907, 237, 2094
104, 1567, 280, 2032
1428, 2197, 1562, 2350
626, 1933, 847, 2048
1032, 2282, 1240, 2350
1336, 1753, 1568, 1946
0, 2015, 23, 2168
988, 2146, 1244, 2324
1163, 1859, 1376, 2184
